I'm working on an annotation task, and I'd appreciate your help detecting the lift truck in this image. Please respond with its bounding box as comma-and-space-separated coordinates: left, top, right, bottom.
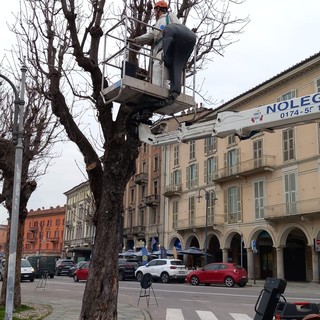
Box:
254, 278, 320, 320
100, 10, 320, 320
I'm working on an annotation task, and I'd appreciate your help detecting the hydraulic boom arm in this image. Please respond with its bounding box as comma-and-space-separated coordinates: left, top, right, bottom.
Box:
139, 92, 320, 145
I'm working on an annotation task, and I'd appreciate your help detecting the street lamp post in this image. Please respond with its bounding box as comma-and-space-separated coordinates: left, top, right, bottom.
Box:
198, 188, 218, 266
0, 64, 27, 320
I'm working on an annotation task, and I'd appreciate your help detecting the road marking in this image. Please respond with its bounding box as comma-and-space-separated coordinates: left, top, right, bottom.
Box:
230, 313, 253, 320
180, 299, 212, 303
196, 310, 219, 320
166, 308, 184, 320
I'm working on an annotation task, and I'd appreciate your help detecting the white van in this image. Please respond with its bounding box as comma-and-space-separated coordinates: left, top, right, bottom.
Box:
0, 258, 35, 282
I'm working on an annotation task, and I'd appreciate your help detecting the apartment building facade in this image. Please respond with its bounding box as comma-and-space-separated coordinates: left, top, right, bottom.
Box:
161, 52, 320, 282
63, 182, 95, 262
63, 52, 320, 282
23, 206, 66, 257
122, 143, 162, 251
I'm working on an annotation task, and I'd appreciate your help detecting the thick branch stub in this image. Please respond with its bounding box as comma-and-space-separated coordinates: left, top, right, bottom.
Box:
86, 162, 97, 171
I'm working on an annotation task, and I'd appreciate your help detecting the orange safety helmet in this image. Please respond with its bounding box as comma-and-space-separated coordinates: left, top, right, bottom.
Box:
154, 1, 168, 9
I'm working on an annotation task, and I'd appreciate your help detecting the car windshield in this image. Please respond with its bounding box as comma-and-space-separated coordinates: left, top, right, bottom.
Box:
232, 264, 243, 269
76, 261, 86, 267
21, 260, 31, 267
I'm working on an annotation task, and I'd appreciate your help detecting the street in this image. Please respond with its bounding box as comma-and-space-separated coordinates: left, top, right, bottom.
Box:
118, 280, 320, 319
8, 276, 320, 319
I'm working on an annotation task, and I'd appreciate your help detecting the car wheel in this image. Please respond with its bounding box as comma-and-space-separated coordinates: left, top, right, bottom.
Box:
161, 272, 170, 283
136, 272, 143, 282
238, 282, 246, 287
224, 276, 234, 287
30, 278, 34, 283
118, 271, 125, 281
73, 275, 79, 282
50, 274, 54, 279
190, 275, 200, 286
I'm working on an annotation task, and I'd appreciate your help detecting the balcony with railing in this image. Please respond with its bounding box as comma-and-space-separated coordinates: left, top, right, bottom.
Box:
134, 172, 148, 185
26, 235, 37, 243
264, 198, 320, 220
47, 236, 59, 243
65, 220, 73, 227
173, 215, 215, 231
163, 184, 182, 198
143, 194, 160, 207
83, 236, 94, 244
28, 226, 37, 233
213, 155, 275, 183
224, 213, 242, 224
123, 227, 134, 237
132, 225, 146, 237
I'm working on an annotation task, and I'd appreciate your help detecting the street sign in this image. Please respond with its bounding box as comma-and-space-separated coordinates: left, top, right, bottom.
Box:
314, 238, 320, 252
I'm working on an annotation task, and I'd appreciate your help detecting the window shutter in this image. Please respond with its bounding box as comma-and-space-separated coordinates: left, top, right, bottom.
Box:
186, 167, 189, 189
224, 189, 228, 222
204, 159, 208, 184
237, 186, 242, 222
236, 148, 240, 165
178, 169, 181, 184
195, 163, 199, 187
224, 153, 227, 167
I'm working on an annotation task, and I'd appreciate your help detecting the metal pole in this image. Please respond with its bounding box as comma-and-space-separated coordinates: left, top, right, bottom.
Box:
240, 233, 243, 267
205, 191, 208, 266
3, 64, 27, 320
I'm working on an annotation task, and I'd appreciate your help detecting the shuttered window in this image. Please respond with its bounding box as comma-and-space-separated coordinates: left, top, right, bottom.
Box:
224, 186, 242, 223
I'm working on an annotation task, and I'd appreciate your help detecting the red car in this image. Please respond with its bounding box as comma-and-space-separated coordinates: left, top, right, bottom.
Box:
186, 262, 248, 287
73, 261, 90, 282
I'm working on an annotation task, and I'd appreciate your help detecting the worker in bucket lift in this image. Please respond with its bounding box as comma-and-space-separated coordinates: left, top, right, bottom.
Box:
130, 1, 180, 87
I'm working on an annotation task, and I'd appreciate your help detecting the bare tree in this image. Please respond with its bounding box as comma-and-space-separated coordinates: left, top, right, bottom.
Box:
9, 0, 248, 318
0, 62, 60, 307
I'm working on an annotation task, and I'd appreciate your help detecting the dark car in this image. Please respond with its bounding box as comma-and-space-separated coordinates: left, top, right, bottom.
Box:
118, 258, 139, 281
55, 259, 75, 276
27, 255, 56, 279
186, 262, 248, 287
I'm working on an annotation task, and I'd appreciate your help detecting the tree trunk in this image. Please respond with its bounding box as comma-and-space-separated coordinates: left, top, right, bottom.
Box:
80, 184, 121, 319
0, 218, 25, 308
79, 135, 140, 319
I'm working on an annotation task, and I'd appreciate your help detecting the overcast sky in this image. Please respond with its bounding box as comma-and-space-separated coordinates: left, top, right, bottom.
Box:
0, 0, 320, 223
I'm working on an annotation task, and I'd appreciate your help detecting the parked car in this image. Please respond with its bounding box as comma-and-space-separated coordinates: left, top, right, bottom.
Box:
118, 258, 139, 281
27, 255, 56, 278
135, 258, 187, 283
73, 261, 90, 282
68, 261, 88, 277
186, 262, 248, 287
55, 259, 75, 276
0, 258, 35, 282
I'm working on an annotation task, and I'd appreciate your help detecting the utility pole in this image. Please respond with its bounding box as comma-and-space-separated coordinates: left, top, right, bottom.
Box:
0, 63, 27, 320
